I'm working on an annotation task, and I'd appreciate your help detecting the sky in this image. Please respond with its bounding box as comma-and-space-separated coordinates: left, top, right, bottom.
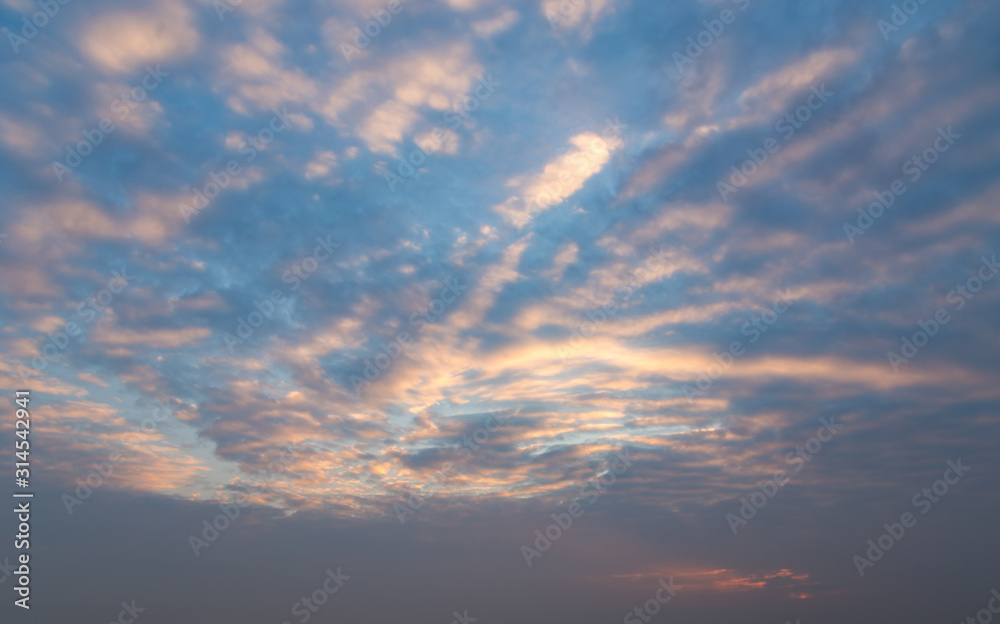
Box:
0, 0, 999, 622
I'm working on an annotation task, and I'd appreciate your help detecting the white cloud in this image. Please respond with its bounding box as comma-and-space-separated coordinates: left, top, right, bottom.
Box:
304, 150, 339, 180
495, 131, 623, 227
541, 0, 623, 39
473, 9, 520, 37
737, 48, 858, 120
0, 115, 44, 158
220, 27, 319, 114
443, 0, 485, 10
352, 42, 483, 154
78, 0, 199, 74
415, 128, 459, 155
359, 100, 422, 155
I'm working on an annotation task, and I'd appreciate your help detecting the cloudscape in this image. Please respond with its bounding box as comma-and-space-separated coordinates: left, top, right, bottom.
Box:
0, 0, 998, 622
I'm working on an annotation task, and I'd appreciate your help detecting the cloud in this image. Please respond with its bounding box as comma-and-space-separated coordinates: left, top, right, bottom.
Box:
495, 131, 624, 226
359, 100, 423, 154
2, 1, 1000, 620
542, 0, 624, 38
473, 8, 519, 37
77, 0, 199, 74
